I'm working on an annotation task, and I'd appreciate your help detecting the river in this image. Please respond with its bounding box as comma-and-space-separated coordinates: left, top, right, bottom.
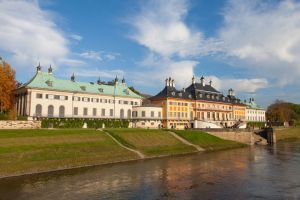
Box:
0, 139, 300, 200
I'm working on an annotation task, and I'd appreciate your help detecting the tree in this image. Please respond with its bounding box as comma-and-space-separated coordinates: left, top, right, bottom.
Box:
0, 59, 17, 113
266, 100, 297, 123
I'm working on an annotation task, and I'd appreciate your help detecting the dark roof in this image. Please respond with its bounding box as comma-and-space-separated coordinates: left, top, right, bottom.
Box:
151, 83, 244, 104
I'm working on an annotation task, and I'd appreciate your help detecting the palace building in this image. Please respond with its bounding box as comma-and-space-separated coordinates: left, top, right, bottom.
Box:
150, 76, 247, 129
15, 64, 265, 129
245, 98, 266, 122
15, 65, 144, 121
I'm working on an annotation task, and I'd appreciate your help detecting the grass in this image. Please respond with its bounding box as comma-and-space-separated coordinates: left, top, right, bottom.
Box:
0, 129, 138, 177
172, 130, 247, 151
105, 128, 197, 156
275, 127, 300, 141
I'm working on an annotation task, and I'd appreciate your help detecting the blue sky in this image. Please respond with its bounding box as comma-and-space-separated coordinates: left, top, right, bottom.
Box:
1, 0, 300, 107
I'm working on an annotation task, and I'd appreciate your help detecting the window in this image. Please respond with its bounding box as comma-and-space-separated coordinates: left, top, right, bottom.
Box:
132, 111, 137, 117
134, 102, 138, 105
73, 96, 80, 101
98, 88, 104, 93
101, 109, 105, 117
127, 109, 131, 119
47, 94, 54, 99
120, 109, 124, 119
82, 97, 90, 102
74, 107, 78, 116
92, 98, 98, 103
151, 122, 154, 125
48, 105, 54, 117
142, 111, 146, 117
158, 112, 161, 118
93, 108, 97, 116
59, 106, 65, 118
124, 101, 128, 105
83, 108, 88, 116
35, 104, 42, 116
110, 109, 113, 117
36, 93, 43, 99
119, 100, 122, 104
54, 95, 60, 100
151, 111, 154, 117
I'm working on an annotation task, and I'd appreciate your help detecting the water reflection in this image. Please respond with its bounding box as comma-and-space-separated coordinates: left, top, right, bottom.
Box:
0, 140, 300, 200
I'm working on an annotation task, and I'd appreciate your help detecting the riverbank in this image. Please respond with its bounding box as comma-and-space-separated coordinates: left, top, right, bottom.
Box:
0, 128, 246, 178
275, 126, 300, 141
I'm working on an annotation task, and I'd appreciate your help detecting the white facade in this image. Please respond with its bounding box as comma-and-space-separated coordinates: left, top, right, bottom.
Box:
16, 88, 142, 120
245, 108, 266, 122
132, 106, 162, 128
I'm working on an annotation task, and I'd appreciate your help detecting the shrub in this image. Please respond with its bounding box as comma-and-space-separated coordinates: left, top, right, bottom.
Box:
41, 118, 130, 129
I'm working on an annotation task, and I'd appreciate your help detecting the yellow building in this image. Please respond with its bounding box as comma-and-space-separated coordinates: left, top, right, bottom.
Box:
150, 77, 246, 129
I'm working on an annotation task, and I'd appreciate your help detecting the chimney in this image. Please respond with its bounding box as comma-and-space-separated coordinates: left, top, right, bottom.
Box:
97, 77, 101, 85
209, 80, 212, 86
182, 88, 185, 92
36, 62, 41, 73
71, 73, 75, 82
114, 76, 119, 84
165, 78, 168, 86
192, 75, 195, 84
168, 77, 171, 87
200, 76, 205, 86
122, 77, 126, 84
171, 79, 175, 88
48, 65, 53, 75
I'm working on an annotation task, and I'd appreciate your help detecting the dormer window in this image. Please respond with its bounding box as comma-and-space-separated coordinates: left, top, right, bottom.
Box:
98, 88, 104, 93
123, 89, 130, 95
178, 92, 182, 97
80, 86, 86, 91
46, 80, 53, 87
171, 92, 175, 96
188, 94, 192, 98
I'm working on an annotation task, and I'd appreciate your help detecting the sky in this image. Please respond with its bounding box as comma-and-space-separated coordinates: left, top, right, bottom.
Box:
1, 0, 300, 107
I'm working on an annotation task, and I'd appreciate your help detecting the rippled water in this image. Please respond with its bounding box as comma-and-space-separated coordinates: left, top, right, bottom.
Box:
0, 140, 300, 200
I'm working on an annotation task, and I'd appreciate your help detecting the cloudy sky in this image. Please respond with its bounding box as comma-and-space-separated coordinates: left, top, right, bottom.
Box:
1, 0, 300, 107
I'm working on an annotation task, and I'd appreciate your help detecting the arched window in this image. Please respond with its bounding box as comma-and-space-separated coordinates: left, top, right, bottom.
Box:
59, 106, 65, 118
48, 105, 54, 118
127, 109, 131, 119
35, 104, 42, 117
120, 109, 124, 119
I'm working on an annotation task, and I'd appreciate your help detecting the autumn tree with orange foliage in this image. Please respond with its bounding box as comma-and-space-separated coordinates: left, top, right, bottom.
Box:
0, 58, 17, 113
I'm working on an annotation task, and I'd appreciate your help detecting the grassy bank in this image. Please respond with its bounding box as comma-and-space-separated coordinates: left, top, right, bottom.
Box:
172, 130, 247, 151
275, 127, 300, 141
0, 129, 138, 178
105, 129, 197, 156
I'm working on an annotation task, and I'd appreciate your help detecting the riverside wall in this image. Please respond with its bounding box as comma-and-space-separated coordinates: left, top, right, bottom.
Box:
206, 130, 256, 145
0, 120, 41, 129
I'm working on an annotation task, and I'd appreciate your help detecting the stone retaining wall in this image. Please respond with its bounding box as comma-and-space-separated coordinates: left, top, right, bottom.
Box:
0, 120, 41, 129
207, 131, 255, 145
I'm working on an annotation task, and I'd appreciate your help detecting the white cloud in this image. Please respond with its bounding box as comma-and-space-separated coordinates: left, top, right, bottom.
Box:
70, 34, 82, 41
206, 76, 268, 93
132, 56, 197, 88
130, 0, 222, 58
0, 0, 72, 69
219, 0, 300, 86
79, 51, 102, 61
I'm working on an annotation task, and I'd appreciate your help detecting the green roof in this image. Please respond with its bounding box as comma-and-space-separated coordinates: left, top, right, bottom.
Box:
245, 100, 263, 110
22, 72, 142, 99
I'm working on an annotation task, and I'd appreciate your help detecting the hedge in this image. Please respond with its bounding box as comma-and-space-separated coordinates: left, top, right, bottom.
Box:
247, 121, 266, 128
41, 118, 130, 129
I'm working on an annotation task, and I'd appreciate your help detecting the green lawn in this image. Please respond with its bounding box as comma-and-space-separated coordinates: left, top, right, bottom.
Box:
105, 129, 197, 156
0, 129, 138, 177
275, 127, 300, 141
172, 130, 247, 151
